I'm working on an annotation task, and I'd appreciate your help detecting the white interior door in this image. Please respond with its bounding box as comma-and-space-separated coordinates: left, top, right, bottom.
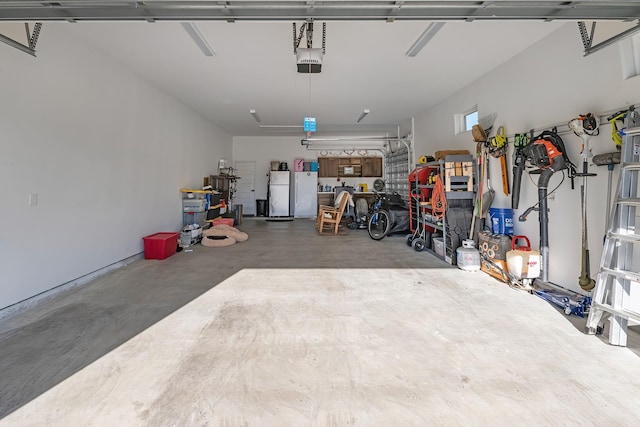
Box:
234, 161, 256, 216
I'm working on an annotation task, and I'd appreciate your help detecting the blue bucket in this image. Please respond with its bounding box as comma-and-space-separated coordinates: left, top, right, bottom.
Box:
489, 207, 514, 235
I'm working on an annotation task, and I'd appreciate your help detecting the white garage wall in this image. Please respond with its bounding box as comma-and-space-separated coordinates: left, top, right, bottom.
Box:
413, 22, 640, 293
0, 25, 231, 310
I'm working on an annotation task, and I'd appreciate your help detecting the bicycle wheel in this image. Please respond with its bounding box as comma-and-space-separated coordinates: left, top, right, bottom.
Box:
368, 209, 391, 240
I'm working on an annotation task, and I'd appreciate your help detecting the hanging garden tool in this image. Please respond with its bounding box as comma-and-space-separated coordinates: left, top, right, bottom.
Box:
511, 133, 529, 209
568, 113, 599, 291
607, 109, 627, 150
593, 109, 626, 243
489, 126, 509, 196
592, 151, 621, 243
482, 150, 495, 219
469, 138, 485, 242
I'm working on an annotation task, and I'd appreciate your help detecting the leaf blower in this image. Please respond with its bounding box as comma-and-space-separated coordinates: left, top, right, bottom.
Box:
511, 127, 576, 283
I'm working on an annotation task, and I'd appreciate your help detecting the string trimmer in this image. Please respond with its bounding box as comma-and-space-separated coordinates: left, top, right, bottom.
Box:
568, 113, 599, 292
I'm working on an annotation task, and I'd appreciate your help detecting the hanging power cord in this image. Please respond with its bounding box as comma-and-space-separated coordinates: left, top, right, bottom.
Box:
432, 175, 447, 220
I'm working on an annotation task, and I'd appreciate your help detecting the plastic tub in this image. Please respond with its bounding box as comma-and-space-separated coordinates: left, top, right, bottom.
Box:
433, 237, 445, 257
143, 232, 179, 260
212, 218, 235, 227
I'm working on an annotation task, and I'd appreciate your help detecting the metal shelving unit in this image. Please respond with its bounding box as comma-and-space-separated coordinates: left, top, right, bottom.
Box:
415, 155, 475, 264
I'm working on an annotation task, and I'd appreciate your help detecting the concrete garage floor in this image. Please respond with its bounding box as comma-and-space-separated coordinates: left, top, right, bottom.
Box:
1, 218, 640, 425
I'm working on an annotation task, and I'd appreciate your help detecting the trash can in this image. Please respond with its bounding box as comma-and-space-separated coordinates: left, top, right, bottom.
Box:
256, 199, 267, 217
234, 204, 243, 225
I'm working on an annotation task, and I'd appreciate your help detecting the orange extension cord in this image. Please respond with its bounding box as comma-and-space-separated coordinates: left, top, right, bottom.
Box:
432, 175, 447, 220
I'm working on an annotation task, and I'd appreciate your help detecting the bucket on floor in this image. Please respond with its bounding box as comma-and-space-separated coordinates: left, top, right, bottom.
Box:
489, 207, 514, 235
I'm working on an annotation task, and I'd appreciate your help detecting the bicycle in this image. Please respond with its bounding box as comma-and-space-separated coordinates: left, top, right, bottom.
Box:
367, 191, 392, 240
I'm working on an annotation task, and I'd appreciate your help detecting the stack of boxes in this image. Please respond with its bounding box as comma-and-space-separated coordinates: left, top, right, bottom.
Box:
181, 190, 211, 227
294, 159, 319, 172
180, 189, 222, 246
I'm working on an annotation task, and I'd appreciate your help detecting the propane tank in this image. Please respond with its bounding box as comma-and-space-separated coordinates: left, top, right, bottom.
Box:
456, 239, 481, 272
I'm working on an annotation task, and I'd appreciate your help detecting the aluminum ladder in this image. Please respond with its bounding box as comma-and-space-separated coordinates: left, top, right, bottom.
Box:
586, 108, 640, 346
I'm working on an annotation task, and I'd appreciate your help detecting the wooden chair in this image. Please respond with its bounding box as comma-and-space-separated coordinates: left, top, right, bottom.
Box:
317, 191, 350, 234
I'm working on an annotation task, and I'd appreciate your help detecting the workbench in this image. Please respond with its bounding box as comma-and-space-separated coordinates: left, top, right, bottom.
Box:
317, 191, 380, 209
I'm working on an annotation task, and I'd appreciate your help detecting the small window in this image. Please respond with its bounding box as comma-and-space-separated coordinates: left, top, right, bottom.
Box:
465, 110, 479, 131
454, 106, 478, 135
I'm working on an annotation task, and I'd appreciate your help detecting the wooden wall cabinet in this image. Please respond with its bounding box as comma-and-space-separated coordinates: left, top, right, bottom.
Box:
338, 157, 362, 177
317, 156, 382, 178
318, 157, 339, 178
362, 157, 383, 177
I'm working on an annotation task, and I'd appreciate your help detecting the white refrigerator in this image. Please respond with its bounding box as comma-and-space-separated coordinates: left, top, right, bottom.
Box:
292, 171, 318, 218
269, 170, 290, 217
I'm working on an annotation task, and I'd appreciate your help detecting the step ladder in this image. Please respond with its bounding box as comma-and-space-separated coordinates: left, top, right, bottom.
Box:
586, 108, 640, 346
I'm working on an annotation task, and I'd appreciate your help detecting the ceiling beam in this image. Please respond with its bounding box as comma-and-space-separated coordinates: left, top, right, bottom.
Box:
0, 1, 639, 22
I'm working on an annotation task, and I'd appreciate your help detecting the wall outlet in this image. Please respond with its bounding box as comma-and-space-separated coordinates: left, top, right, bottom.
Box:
29, 193, 38, 207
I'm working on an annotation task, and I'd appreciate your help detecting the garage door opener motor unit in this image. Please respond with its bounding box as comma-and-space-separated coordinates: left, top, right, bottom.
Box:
294, 20, 326, 73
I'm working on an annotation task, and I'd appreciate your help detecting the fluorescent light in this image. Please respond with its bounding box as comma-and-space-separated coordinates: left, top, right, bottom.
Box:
181, 22, 215, 57
259, 125, 304, 128
405, 22, 445, 57
356, 109, 370, 123
250, 109, 261, 123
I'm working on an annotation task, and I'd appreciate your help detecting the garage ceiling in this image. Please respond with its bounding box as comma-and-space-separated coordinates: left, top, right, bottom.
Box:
1, 1, 639, 136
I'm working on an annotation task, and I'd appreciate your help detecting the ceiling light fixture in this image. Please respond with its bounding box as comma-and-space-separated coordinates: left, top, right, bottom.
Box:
249, 109, 261, 123
259, 125, 304, 128
356, 109, 370, 123
181, 22, 215, 57
405, 22, 445, 57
